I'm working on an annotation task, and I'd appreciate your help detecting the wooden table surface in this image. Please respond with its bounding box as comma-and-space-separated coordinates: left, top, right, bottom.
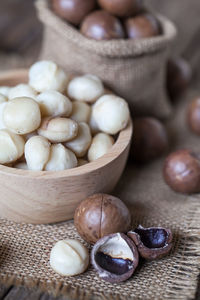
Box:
0, 0, 199, 299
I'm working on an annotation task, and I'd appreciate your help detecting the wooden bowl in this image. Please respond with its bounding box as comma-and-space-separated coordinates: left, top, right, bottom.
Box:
0, 69, 133, 224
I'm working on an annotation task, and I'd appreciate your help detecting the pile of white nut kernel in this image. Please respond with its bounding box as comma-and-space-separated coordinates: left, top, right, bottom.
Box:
0, 61, 130, 171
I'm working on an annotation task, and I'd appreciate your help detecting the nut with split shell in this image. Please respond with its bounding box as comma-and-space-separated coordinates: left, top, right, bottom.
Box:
74, 193, 131, 244
91, 233, 139, 283
127, 225, 173, 260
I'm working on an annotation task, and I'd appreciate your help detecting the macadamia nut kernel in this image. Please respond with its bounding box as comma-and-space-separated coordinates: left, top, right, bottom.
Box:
0, 86, 10, 97
0, 94, 8, 103
67, 75, 104, 103
50, 239, 89, 276
0, 102, 7, 129
88, 133, 114, 161
36, 90, 72, 117
3, 97, 41, 134
29, 61, 69, 93
93, 95, 130, 134
25, 136, 51, 171
38, 117, 78, 143
71, 101, 91, 123
65, 122, 92, 157
8, 84, 37, 100
45, 144, 77, 171
0, 129, 25, 164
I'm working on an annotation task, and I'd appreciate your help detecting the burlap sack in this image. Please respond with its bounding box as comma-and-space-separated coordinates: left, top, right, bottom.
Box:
35, 0, 177, 120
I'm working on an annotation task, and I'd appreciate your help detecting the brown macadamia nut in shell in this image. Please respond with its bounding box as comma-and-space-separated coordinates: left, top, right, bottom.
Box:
98, 0, 143, 17
74, 194, 131, 244
187, 97, 200, 135
125, 13, 160, 39
52, 0, 96, 26
167, 57, 192, 101
163, 149, 200, 194
81, 10, 125, 40
131, 117, 168, 163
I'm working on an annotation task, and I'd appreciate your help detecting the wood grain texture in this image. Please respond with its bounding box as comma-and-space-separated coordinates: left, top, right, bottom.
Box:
0, 69, 132, 224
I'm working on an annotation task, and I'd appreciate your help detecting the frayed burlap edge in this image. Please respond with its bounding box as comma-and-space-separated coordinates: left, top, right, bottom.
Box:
0, 198, 199, 300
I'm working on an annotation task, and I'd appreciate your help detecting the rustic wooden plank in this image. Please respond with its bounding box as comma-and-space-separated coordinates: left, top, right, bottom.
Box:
0, 285, 12, 300
3, 286, 41, 300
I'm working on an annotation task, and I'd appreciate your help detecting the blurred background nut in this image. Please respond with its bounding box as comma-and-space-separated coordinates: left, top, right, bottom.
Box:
89, 107, 100, 135
125, 13, 160, 39
29, 60, 69, 93
8, 84, 37, 100
38, 117, 78, 143
98, 0, 143, 17
52, 0, 96, 26
92, 95, 130, 135
0, 129, 25, 164
70, 101, 91, 123
67, 74, 104, 103
163, 149, 200, 194
45, 144, 77, 171
50, 239, 89, 276
167, 57, 192, 101
65, 122, 92, 157
74, 193, 131, 244
0, 94, 8, 103
36, 90, 72, 118
80, 10, 125, 41
25, 136, 50, 171
88, 133, 114, 162
3, 97, 41, 135
128, 225, 173, 260
0, 87, 10, 98
131, 117, 168, 163
91, 233, 139, 283
187, 97, 200, 135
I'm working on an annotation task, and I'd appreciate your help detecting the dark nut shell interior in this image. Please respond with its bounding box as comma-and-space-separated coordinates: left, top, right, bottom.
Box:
80, 10, 125, 40
74, 194, 131, 244
163, 149, 200, 194
128, 225, 173, 260
91, 233, 139, 283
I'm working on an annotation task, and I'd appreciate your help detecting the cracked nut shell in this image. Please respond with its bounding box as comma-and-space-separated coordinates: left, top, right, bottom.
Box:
163, 149, 200, 194
91, 233, 139, 283
74, 194, 131, 244
128, 225, 173, 260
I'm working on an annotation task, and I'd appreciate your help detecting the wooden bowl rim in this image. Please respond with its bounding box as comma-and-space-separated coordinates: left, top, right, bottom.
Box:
0, 69, 133, 179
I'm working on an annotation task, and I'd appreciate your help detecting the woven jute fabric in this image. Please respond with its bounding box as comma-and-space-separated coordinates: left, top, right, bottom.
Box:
0, 89, 199, 300
35, 0, 177, 120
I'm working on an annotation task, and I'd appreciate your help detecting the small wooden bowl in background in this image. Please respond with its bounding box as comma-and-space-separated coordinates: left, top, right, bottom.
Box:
0, 70, 133, 224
